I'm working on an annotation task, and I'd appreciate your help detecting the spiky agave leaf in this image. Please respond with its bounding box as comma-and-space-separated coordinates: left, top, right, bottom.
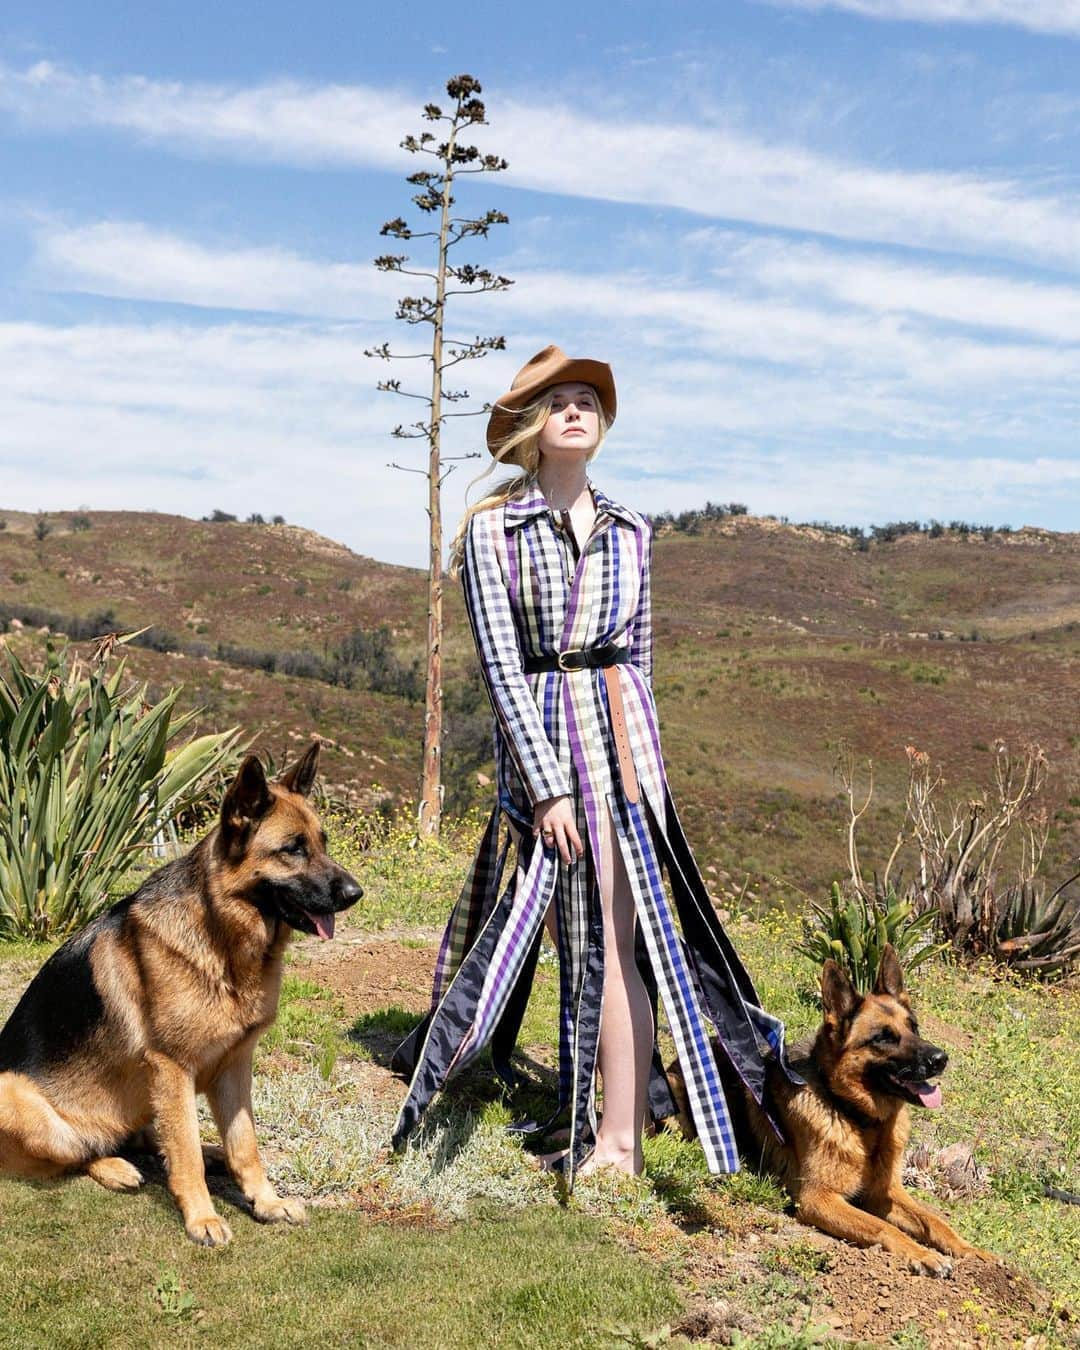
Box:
0, 642, 239, 940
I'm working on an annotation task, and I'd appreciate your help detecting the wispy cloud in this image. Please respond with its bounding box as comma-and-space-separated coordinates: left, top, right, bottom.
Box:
4, 62, 1080, 269
4, 311, 1076, 557
713, 234, 1080, 343
32, 219, 1080, 399
760, 0, 1080, 37
34, 220, 395, 317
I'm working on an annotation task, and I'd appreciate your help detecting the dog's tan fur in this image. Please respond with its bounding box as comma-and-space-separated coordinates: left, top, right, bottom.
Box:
0, 743, 360, 1246
668, 946, 995, 1276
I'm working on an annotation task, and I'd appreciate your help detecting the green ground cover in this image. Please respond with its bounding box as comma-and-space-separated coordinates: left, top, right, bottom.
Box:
1, 816, 1078, 1346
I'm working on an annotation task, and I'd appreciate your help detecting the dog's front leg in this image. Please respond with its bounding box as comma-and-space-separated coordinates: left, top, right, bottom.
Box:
796, 1185, 955, 1276
206, 1040, 307, 1227
867, 1186, 996, 1262
147, 1050, 232, 1247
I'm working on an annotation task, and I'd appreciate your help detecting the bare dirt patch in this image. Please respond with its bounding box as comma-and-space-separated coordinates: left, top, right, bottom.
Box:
291, 935, 436, 1017
667, 1217, 1067, 1348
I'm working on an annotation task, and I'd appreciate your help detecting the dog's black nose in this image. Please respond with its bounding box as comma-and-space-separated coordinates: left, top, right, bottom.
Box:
336, 874, 363, 906
926, 1046, 948, 1076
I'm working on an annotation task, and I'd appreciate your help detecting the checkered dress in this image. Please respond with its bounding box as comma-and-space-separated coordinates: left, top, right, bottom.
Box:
392, 483, 795, 1178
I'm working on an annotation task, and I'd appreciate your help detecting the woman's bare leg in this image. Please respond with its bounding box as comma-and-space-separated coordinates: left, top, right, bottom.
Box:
577, 808, 654, 1176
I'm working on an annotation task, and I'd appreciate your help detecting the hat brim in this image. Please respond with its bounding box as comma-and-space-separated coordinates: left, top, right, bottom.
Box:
487, 357, 617, 459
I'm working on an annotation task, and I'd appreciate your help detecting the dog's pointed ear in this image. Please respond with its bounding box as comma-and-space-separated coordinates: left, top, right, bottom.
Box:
821, 959, 859, 1023
873, 944, 905, 998
278, 740, 320, 798
221, 755, 272, 834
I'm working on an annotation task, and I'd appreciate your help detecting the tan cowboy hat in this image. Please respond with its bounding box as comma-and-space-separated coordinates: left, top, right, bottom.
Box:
486, 344, 617, 459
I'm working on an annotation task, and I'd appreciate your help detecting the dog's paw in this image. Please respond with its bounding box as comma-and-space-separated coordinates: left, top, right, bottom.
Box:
909, 1248, 953, 1278
253, 1194, 308, 1226
87, 1156, 144, 1191
186, 1214, 233, 1247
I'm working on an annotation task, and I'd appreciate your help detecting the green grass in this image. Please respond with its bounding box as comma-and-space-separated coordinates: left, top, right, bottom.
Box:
0, 1186, 680, 1348
327, 810, 489, 932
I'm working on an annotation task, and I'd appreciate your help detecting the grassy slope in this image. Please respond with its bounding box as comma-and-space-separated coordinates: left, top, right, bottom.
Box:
2, 508, 1077, 894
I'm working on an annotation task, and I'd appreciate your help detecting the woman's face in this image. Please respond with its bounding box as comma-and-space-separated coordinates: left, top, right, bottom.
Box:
536, 382, 602, 461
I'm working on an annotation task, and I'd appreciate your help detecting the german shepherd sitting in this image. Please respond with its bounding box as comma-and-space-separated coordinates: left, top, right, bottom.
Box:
0, 743, 360, 1247
669, 945, 995, 1276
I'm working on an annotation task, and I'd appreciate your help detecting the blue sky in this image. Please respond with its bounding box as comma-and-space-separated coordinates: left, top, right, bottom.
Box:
1, 0, 1078, 566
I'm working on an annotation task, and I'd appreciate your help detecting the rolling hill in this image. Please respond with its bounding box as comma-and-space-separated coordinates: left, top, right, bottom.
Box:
2, 505, 1077, 903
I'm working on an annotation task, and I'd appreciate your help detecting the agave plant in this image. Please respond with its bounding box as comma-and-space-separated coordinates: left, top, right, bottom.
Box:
991, 873, 1080, 976
0, 639, 239, 941
797, 881, 943, 993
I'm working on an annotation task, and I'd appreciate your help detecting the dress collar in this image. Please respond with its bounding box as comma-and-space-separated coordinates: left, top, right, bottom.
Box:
503, 481, 638, 531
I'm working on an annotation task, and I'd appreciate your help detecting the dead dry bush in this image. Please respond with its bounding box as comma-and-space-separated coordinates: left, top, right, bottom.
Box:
836, 741, 1080, 977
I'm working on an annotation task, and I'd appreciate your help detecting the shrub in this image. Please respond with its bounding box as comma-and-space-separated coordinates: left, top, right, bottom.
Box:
69, 514, 92, 532
33, 513, 51, 542
0, 641, 239, 940
203, 509, 237, 523
797, 881, 941, 993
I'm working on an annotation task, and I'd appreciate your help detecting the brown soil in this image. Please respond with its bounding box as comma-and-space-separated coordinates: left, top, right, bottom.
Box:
674, 1219, 1065, 1347
292, 935, 436, 1017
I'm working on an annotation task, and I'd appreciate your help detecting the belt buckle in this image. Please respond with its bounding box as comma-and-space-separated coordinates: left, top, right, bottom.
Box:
557, 648, 581, 672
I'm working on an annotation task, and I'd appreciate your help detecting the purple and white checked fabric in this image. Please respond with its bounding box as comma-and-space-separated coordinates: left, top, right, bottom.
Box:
393, 482, 795, 1173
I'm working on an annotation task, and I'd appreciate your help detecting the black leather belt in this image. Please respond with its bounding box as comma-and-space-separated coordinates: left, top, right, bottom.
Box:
523, 642, 630, 675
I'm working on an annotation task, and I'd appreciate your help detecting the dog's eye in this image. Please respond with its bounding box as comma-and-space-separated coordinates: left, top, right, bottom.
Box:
280, 839, 307, 857
872, 1029, 900, 1047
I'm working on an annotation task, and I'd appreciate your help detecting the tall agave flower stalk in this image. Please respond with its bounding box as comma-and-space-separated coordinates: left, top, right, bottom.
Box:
0, 639, 238, 941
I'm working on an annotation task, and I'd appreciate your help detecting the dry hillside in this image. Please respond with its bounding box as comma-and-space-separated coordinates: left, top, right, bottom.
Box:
1, 506, 1077, 900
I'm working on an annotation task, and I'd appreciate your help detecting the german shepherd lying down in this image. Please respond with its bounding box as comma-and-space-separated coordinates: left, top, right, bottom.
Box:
0, 743, 360, 1246
669, 945, 995, 1276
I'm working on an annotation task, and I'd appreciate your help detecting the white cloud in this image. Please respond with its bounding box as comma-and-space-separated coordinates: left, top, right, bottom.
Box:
32, 220, 1080, 403
731, 236, 1080, 343
0, 61, 415, 168
34, 220, 396, 318
4, 62, 1080, 269
760, 0, 1080, 37
3, 313, 1076, 567
0, 319, 435, 565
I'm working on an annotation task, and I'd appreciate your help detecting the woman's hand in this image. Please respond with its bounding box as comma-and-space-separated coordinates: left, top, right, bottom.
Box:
533, 796, 583, 866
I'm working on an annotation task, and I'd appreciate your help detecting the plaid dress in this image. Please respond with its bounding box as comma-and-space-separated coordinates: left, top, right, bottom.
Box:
392, 483, 795, 1178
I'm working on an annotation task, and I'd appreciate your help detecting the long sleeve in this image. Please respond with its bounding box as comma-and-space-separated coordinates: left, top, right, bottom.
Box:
462, 510, 571, 806
628, 521, 653, 687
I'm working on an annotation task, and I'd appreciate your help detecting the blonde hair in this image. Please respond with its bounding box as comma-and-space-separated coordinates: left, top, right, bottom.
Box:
447, 387, 608, 579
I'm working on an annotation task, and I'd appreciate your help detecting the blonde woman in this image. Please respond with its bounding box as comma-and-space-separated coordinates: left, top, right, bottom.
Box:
392, 345, 795, 1180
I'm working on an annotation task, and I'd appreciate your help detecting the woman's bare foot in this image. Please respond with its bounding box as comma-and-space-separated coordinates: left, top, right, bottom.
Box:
576, 1143, 642, 1177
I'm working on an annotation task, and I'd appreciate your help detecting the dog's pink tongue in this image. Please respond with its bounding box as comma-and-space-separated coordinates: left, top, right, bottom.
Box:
313, 912, 335, 941
912, 1081, 942, 1109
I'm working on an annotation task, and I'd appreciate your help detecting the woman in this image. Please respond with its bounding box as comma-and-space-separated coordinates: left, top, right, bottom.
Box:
392, 345, 794, 1182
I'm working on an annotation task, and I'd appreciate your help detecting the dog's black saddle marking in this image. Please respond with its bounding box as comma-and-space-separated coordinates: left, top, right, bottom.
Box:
0, 907, 126, 1076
